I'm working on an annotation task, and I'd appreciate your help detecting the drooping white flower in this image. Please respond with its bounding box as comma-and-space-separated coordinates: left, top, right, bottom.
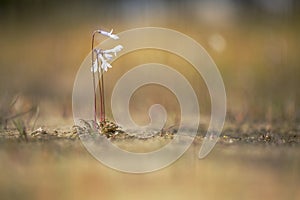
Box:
98, 53, 112, 72
102, 45, 123, 56
91, 37, 123, 73
91, 58, 98, 73
98, 29, 119, 40
103, 53, 113, 61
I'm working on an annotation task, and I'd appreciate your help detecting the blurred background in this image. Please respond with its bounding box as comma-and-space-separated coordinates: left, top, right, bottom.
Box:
0, 0, 299, 125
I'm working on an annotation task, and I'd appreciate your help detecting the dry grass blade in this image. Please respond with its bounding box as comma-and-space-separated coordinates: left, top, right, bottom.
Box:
12, 119, 28, 142
79, 119, 93, 130
0, 94, 40, 130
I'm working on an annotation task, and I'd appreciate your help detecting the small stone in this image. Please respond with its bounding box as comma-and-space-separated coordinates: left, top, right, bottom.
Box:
31, 127, 47, 136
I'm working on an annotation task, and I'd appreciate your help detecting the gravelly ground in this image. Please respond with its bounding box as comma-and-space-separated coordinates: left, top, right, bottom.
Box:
0, 121, 299, 200
1, 121, 299, 146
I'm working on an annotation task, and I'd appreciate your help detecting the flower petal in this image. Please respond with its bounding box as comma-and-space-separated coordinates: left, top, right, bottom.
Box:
91, 58, 98, 72
102, 62, 108, 72
104, 53, 113, 60
102, 45, 123, 56
99, 29, 119, 40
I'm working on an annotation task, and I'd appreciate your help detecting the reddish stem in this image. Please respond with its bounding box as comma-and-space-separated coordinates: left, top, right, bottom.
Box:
91, 31, 97, 126
92, 30, 106, 124
101, 70, 105, 121
97, 66, 104, 122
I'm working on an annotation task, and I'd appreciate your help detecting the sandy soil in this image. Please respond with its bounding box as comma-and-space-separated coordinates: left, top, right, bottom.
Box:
0, 120, 299, 200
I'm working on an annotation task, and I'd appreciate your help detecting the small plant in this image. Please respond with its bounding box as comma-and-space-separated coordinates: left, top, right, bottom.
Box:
0, 94, 39, 130
12, 119, 28, 142
90, 29, 123, 124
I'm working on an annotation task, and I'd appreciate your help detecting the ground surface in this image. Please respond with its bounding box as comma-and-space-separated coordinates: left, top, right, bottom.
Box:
0, 120, 299, 200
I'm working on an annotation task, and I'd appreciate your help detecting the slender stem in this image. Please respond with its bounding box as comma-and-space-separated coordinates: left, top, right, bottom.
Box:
101, 69, 105, 121
97, 64, 104, 122
91, 31, 97, 125
91, 29, 110, 123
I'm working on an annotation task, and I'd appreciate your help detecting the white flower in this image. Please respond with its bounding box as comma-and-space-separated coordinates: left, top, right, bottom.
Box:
91, 33, 123, 73
98, 29, 119, 40
91, 58, 98, 73
103, 53, 113, 60
98, 53, 112, 72
102, 45, 123, 56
